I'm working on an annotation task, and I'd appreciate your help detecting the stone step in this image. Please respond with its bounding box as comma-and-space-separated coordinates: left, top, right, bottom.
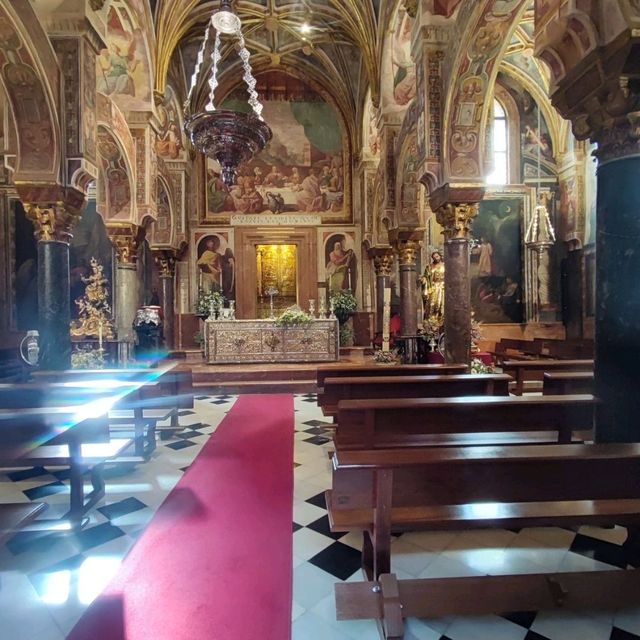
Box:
191, 366, 321, 383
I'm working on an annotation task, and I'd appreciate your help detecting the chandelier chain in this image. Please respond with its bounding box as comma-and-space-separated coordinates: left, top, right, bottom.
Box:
205, 31, 222, 112
185, 16, 214, 112
236, 29, 264, 120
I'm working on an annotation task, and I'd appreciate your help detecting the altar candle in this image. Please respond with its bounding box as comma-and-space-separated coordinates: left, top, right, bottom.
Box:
329, 274, 333, 290
98, 322, 103, 350
348, 269, 352, 291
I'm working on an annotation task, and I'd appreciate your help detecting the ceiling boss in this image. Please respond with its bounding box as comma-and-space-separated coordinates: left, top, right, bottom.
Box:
183, 0, 273, 187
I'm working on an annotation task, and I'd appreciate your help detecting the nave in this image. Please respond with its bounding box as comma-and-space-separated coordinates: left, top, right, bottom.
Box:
2, 389, 640, 640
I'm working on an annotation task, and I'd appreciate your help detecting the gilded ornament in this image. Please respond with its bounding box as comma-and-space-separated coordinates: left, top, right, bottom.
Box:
436, 202, 479, 240
397, 240, 420, 266
70, 258, 116, 340
24, 202, 81, 243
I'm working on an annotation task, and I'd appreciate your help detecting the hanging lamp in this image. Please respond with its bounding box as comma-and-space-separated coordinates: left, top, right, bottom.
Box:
184, 0, 272, 186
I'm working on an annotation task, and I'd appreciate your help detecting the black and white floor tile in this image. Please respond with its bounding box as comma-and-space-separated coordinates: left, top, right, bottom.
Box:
0, 395, 236, 640
2, 392, 640, 640
290, 394, 640, 640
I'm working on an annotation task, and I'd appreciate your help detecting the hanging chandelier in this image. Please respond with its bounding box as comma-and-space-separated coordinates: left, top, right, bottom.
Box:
184, 0, 272, 186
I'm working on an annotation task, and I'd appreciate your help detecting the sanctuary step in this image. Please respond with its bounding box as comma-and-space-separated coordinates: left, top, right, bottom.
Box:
184, 359, 366, 395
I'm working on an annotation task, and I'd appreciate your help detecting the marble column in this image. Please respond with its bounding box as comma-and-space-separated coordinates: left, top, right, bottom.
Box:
390, 231, 422, 337
369, 248, 394, 334
153, 250, 176, 350
107, 224, 141, 345
431, 185, 483, 365
593, 135, 640, 442
534, 3, 640, 440
23, 203, 82, 370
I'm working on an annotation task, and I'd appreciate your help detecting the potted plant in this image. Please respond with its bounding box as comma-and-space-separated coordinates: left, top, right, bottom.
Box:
330, 290, 357, 347
195, 289, 225, 319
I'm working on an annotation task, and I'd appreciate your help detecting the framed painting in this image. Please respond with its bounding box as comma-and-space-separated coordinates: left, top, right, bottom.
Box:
317, 227, 360, 303
470, 188, 536, 324
204, 71, 351, 224
192, 229, 236, 303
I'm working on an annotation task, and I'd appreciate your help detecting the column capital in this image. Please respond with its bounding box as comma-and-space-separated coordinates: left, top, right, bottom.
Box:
535, 4, 640, 163
23, 201, 82, 243
390, 229, 423, 267
430, 183, 483, 242
106, 222, 144, 266
369, 248, 395, 277
152, 249, 177, 278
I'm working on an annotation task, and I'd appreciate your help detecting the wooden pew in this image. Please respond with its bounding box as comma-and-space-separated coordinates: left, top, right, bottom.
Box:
502, 358, 593, 395
0, 503, 48, 546
318, 373, 511, 418
490, 338, 538, 365
329, 442, 640, 637
334, 394, 594, 450
543, 371, 594, 395
316, 364, 467, 391
533, 338, 594, 360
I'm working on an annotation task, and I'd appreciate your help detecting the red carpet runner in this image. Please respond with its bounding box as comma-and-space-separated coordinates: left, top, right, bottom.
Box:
68, 394, 294, 640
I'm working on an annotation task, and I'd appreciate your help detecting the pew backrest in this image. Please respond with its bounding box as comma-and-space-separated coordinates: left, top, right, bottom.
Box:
335, 394, 594, 449
543, 372, 594, 395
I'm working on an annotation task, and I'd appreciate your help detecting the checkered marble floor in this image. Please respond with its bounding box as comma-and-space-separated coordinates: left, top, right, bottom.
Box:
2, 393, 640, 640
291, 393, 640, 640
0, 395, 236, 640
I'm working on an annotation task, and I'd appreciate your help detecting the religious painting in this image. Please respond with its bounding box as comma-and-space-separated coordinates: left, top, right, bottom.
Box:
194, 231, 236, 301
82, 39, 97, 163
389, 7, 416, 108
97, 126, 132, 219
470, 195, 525, 324
155, 86, 185, 160
397, 136, 421, 226
206, 72, 349, 223
321, 230, 358, 296
362, 89, 380, 160
97, 2, 151, 111
149, 178, 172, 245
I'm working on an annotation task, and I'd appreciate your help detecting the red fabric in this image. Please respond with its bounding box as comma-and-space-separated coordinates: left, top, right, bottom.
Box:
67, 394, 294, 640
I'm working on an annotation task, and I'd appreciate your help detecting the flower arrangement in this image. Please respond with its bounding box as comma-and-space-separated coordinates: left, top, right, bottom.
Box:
471, 313, 483, 353
373, 349, 399, 364
71, 345, 105, 370
470, 357, 494, 374
196, 289, 225, 317
275, 306, 314, 327
329, 289, 357, 324
418, 317, 443, 342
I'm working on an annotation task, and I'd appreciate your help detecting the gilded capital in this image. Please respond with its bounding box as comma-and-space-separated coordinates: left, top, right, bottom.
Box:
153, 250, 177, 278
397, 240, 421, 267
24, 202, 81, 243
373, 254, 394, 277
106, 223, 142, 266
436, 202, 478, 241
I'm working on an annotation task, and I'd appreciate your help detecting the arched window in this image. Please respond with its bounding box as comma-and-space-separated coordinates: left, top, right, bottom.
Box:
486, 99, 508, 186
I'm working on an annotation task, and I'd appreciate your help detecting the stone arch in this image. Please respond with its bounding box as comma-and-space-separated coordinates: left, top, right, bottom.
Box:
0, 0, 61, 183
442, 0, 530, 182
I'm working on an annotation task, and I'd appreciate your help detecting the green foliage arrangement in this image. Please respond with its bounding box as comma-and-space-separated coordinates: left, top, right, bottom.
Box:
275, 307, 314, 327
71, 346, 105, 370
196, 289, 226, 317
373, 349, 399, 364
330, 289, 357, 324
339, 323, 354, 347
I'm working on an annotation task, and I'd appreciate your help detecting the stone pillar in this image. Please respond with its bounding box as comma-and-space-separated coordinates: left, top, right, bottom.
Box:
23, 202, 82, 370
390, 230, 423, 337
369, 248, 394, 334
431, 185, 484, 365
153, 250, 176, 350
107, 223, 141, 344
534, 1, 640, 441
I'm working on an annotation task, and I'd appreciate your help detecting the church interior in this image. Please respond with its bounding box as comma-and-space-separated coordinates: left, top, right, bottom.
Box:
1, 0, 640, 638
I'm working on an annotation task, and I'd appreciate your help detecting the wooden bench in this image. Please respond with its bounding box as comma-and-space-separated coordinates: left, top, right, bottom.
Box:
502, 358, 594, 395
334, 394, 594, 450
490, 338, 538, 365
318, 373, 511, 418
316, 364, 467, 391
543, 371, 594, 395
533, 338, 594, 360
0, 503, 48, 546
329, 442, 640, 638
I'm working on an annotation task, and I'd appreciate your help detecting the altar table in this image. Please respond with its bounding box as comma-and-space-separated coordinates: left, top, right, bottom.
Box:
204, 318, 339, 364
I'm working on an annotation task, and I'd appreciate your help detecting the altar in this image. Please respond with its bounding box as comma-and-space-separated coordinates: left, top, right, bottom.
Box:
204, 318, 339, 364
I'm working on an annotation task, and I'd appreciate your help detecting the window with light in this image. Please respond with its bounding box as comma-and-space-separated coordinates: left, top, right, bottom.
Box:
486, 99, 508, 186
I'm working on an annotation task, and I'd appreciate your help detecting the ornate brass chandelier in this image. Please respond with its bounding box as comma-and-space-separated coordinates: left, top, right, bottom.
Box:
184, 0, 272, 186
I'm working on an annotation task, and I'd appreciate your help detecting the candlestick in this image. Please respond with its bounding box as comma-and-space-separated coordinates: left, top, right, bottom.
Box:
348, 269, 352, 291
98, 322, 103, 351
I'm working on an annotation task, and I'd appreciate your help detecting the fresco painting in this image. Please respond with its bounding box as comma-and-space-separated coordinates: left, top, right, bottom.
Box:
206, 73, 347, 220
98, 2, 151, 111
196, 232, 236, 301
389, 8, 416, 108
155, 86, 184, 160
324, 231, 357, 295
470, 197, 524, 323
151, 179, 172, 245
97, 127, 131, 219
